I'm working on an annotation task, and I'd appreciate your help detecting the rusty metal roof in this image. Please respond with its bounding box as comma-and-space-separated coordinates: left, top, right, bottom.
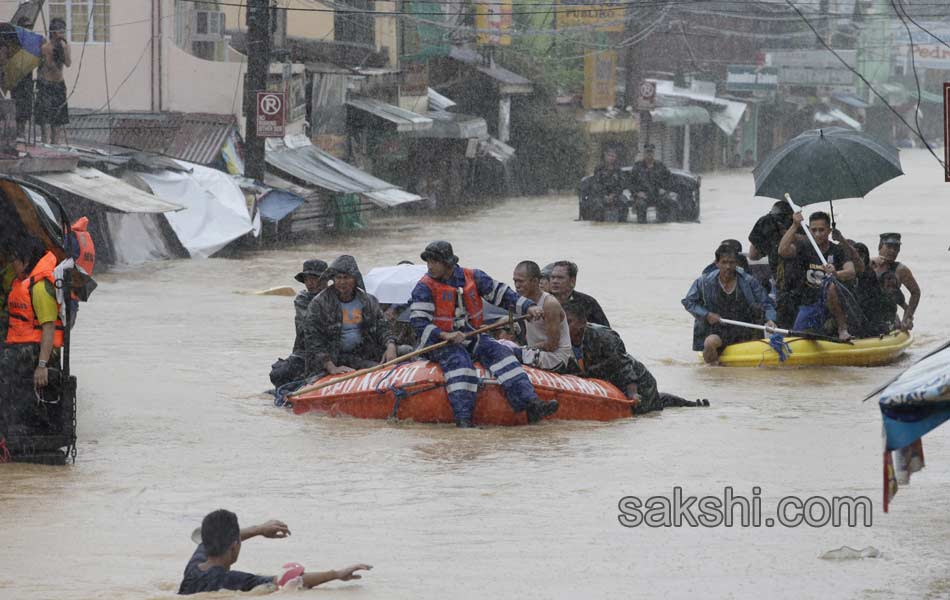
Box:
66, 111, 238, 166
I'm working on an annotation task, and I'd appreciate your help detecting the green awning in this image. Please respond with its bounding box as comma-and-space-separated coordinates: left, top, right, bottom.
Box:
910, 89, 943, 104
649, 106, 711, 127
877, 83, 909, 105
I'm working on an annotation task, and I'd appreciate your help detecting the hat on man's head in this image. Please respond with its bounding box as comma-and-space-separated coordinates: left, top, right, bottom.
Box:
643, 143, 656, 152
420, 241, 459, 265
295, 259, 328, 283
540, 263, 555, 280
880, 232, 902, 246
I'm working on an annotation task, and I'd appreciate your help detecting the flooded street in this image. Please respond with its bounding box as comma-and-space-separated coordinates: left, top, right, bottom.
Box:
2, 149, 950, 599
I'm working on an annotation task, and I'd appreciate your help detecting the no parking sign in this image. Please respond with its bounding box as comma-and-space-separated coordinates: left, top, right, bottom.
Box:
256, 91, 286, 138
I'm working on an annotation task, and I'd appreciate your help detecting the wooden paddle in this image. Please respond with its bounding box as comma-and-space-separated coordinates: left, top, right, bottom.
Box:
237, 286, 297, 296
287, 314, 532, 398
719, 317, 853, 345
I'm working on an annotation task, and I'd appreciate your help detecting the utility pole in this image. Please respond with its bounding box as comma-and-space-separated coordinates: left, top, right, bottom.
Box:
244, 0, 273, 181
624, 4, 648, 150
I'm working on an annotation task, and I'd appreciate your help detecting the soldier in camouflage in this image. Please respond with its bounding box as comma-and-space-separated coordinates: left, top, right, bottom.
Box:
562, 302, 708, 414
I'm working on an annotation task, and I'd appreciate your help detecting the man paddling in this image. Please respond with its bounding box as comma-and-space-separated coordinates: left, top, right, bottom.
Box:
178, 510, 370, 594
778, 211, 856, 341
409, 241, 558, 427
511, 260, 572, 372
683, 244, 776, 365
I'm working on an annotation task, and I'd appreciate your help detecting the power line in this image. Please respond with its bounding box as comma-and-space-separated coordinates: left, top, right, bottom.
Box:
892, 0, 938, 161
784, 0, 946, 173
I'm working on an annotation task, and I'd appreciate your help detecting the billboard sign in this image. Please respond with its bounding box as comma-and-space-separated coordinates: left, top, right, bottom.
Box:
557, 0, 624, 32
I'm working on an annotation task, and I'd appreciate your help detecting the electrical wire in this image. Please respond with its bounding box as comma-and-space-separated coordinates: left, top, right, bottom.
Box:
784, 0, 946, 172
892, 0, 938, 161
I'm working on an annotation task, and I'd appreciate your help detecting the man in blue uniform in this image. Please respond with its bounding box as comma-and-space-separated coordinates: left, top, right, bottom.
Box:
410, 241, 559, 428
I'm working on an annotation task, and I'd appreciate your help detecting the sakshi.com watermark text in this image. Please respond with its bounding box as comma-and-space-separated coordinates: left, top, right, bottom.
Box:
618, 487, 873, 528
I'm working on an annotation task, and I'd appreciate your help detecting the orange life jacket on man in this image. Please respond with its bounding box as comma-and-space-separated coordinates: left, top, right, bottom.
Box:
71, 217, 95, 276
5, 251, 64, 347
420, 267, 484, 332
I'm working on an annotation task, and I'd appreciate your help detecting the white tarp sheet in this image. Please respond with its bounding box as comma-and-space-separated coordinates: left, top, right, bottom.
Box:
106, 213, 176, 265
139, 160, 253, 259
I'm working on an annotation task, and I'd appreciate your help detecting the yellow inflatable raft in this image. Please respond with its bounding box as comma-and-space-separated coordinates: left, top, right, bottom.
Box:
712, 330, 913, 367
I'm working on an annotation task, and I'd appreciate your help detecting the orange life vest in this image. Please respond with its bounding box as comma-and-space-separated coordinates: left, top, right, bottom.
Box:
5, 251, 64, 347
420, 268, 484, 332
71, 217, 95, 276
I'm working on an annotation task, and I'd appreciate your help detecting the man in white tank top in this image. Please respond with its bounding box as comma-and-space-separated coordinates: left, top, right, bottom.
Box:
511, 261, 573, 371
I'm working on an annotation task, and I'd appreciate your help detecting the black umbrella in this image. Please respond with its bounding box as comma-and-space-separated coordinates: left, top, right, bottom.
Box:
753, 127, 903, 226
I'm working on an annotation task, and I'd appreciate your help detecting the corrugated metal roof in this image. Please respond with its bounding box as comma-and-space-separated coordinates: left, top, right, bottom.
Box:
66, 112, 237, 165
346, 97, 433, 132
265, 137, 422, 208
449, 47, 534, 95
30, 167, 183, 214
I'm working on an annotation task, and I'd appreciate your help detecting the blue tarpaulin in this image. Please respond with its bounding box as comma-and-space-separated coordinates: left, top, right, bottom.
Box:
877, 341, 950, 511
258, 190, 305, 222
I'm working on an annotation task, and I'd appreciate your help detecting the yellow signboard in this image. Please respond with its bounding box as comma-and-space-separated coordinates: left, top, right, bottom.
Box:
583, 50, 617, 109
557, 0, 624, 32
476, 0, 512, 46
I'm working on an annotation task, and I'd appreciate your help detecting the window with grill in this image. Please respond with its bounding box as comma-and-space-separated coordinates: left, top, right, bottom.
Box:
48, 0, 110, 43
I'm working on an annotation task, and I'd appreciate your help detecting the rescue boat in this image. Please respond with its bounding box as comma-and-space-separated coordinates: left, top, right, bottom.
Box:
289, 361, 636, 424
713, 330, 913, 367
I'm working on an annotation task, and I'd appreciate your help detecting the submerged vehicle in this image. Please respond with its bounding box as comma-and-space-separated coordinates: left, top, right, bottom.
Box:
577, 168, 701, 223
0, 178, 93, 465
711, 330, 913, 367
288, 361, 636, 425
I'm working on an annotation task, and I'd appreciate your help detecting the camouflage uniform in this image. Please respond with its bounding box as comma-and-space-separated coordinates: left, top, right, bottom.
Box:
565, 323, 660, 412
292, 289, 318, 355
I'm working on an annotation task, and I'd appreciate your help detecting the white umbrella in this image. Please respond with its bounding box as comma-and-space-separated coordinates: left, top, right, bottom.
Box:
363, 264, 428, 304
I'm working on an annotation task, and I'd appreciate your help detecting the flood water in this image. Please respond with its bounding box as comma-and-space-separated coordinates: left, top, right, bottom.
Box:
2, 150, 949, 599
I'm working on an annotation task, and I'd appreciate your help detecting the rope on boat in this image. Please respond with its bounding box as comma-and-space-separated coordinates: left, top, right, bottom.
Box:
273, 376, 319, 408
769, 333, 793, 362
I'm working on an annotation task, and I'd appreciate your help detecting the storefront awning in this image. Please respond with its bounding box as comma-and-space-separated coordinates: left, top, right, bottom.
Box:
877, 83, 909, 105
449, 47, 534, 95
815, 107, 862, 131
30, 167, 183, 213
428, 87, 456, 111
649, 106, 711, 127
910, 89, 943, 104
831, 92, 871, 109
411, 110, 488, 139
346, 97, 433, 132
652, 80, 747, 135
265, 136, 422, 208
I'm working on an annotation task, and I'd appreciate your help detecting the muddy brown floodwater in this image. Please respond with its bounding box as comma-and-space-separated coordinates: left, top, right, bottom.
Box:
1, 150, 949, 599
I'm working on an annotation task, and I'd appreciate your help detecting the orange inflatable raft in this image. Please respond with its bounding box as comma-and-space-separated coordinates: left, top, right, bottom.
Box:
290, 361, 636, 425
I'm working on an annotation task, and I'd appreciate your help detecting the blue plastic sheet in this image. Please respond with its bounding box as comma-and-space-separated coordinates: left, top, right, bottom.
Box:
258, 190, 305, 222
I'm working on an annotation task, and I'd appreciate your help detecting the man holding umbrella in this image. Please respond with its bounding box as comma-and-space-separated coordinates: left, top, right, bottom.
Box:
778, 211, 856, 341
409, 241, 559, 428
